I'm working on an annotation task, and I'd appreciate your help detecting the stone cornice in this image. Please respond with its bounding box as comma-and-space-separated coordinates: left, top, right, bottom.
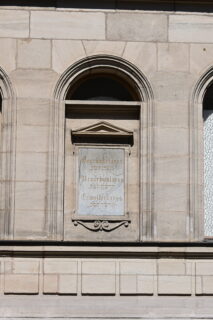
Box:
1, 244, 213, 258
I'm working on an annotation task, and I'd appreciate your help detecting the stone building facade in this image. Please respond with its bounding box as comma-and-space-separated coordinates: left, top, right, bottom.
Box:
0, 0, 213, 318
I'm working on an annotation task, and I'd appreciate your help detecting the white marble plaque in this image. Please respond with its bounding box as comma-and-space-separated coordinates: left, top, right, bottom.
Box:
77, 147, 125, 216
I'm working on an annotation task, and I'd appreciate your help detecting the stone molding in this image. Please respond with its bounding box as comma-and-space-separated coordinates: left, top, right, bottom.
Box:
0, 67, 16, 240
0, 244, 213, 258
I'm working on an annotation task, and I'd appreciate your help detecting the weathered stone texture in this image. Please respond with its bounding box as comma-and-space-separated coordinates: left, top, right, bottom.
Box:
107, 13, 168, 41
0, 38, 16, 73
0, 9, 29, 38
158, 43, 189, 72
52, 40, 85, 73
158, 276, 192, 295
17, 39, 51, 69
169, 15, 213, 43
31, 11, 105, 40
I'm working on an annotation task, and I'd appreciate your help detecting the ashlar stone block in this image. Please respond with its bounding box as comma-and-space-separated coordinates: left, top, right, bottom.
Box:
14, 210, 46, 238
120, 275, 154, 295
16, 153, 47, 182
137, 276, 154, 295
0, 38, 16, 73
158, 260, 186, 275
158, 276, 191, 295
44, 260, 77, 274
82, 275, 115, 295
0, 10, 29, 38
59, 275, 77, 294
31, 11, 105, 40
120, 275, 137, 295
4, 275, 39, 294
123, 42, 157, 74
156, 211, 187, 241
13, 260, 40, 274
155, 101, 188, 128
16, 125, 49, 152
158, 43, 189, 72
150, 71, 194, 102
154, 157, 188, 184
17, 98, 50, 127
43, 275, 58, 294
169, 15, 213, 43
11, 69, 58, 99
202, 276, 213, 295
190, 44, 213, 74
17, 39, 51, 69
83, 40, 125, 57
107, 13, 167, 42
196, 262, 213, 276
82, 261, 116, 275
120, 261, 156, 275
52, 40, 85, 74
154, 128, 188, 156
15, 181, 46, 211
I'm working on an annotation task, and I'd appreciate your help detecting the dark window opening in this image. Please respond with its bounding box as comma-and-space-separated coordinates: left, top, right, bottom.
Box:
66, 74, 137, 101
203, 83, 213, 120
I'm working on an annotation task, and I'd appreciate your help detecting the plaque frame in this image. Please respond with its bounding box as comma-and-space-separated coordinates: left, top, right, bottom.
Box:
72, 144, 131, 231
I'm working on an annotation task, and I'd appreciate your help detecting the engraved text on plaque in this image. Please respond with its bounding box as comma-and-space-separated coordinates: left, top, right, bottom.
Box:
77, 147, 125, 216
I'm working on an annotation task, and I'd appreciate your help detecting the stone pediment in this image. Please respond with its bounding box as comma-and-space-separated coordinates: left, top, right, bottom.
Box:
71, 121, 133, 138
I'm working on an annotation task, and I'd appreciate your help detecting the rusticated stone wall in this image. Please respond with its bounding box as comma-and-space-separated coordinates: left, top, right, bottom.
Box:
1, 256, 213, 296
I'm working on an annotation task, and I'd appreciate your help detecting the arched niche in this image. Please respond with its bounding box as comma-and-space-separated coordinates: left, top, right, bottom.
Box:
48, 55, 154, 241
0, 67, 16, 239
190, 67, 213, 241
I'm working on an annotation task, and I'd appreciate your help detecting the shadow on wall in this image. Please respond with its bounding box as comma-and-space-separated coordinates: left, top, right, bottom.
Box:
1, 0, 213, 13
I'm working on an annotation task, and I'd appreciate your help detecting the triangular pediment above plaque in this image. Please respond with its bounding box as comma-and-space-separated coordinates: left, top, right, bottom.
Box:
72, 121, 133, 137
71, 122, 134, 145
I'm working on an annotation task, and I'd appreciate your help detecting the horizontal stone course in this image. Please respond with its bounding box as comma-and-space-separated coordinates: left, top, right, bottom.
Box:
0, 257, 213, 296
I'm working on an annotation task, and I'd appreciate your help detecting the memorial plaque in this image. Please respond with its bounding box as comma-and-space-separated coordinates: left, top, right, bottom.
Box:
77, 147, 125, 216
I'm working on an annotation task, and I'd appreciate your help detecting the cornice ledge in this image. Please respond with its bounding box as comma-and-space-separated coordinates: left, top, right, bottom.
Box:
0, 244, 213, 258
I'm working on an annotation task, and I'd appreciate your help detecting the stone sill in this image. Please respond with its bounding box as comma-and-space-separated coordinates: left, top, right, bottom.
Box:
1, 243, 213, 258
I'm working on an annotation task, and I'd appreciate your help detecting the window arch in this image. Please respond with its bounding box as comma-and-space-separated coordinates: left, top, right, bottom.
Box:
0, 67, 16, 239
191, 67, 213, 240
48, 55, 154, 241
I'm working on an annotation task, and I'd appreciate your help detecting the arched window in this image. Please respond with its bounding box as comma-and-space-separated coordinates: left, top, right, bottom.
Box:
203, 83, 213, 237
0, 68, 16, 239
48, 56, 153, 241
